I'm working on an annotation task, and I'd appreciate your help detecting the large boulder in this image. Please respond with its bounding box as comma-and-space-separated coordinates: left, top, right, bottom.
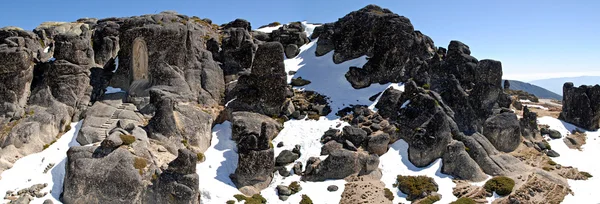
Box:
227, 42, 288, 116
63, 147, 145, 203
302, 149, 379, 181
559, 83, 600, 131
231, 111, 282, 141
520, 106, 540, 140
482, 112, 521, 153
145, 149, 201, 204
441, 140, 487, 181
311, 5, 435, 88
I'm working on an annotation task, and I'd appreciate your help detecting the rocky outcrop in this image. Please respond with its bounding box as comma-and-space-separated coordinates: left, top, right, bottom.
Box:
109, 12, 224, 107
145, 149, 201, 204
311, 5, 436, 89
218, 19, 257, 82
442, 140, 487, 181
227, 42, 288, 116
147, 90, 213, 154
268, 22, 309, 58
230, 112, 279, 195
520, 106, 539, 140
559, 82, 600, 130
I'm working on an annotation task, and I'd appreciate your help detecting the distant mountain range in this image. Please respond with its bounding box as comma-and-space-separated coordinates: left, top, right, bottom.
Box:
529, 76, 600, 96
502, 80, 562, 100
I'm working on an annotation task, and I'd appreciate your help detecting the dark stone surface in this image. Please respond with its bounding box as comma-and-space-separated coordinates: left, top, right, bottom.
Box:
559, 83, 600, 131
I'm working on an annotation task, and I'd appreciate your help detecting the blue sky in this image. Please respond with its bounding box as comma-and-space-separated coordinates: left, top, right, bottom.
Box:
2, 0, 599, 81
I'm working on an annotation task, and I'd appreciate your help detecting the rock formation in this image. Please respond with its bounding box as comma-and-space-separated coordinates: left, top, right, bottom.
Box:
559, 82, 600, 130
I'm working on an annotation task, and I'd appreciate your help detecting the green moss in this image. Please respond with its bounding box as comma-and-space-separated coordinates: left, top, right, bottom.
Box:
232, 194, 265, 204
543, 140, 552, 150
226, 200, 236, 204
580, 171, 593, 178
196, 152, 205, 162
484, 176, 515, 196
38, 39, 46, 48
299, 194, 313, 204
393, 175, 438, 201
542, 166, 551, 171
182, 139, 189, 148
120, 134, 136, 145
42, 139, 57, 150
464, 146, 470, 152
422, 83, 431, 90
383, 188, 394, 201
547, 159, 557, 166
133, 157, 147, 169
420, 195, 441, 204
152, 172, 159, 181
289, 181, 301, 194
233, 194, 246, 202
450, 197, 476, 204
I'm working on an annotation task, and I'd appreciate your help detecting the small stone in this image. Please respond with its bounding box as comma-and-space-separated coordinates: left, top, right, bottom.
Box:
277, 142, 284, 148
43, 199, 54, 204
292, 162, 303, 175
370, 123, 381, 131
546, 150, 560, 157
292, 145, 302, 156
157, 146, 167, 152
327, 185, 339, 192
277, 185, 292, 196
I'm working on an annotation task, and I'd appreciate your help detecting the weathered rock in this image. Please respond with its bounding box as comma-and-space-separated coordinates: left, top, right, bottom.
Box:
340, 180, 392, 204
482, 112, 521, 153
546, 150, 560, 157
374, 87, 403, 119
231, 149, 274, 195
231, 111, 282, 141
442, 140, 487, 181
227, 42, 287, 116
302, 149, 379, 181
342, 126, 368, 147
292, 162, 303, 175
321, 140, 343, 155
327, 185, 339, 192
145, 149, 200, 204
520, 106, 539, 140
312, 5, 435, 88
285, 44, 299, 58
367, 132, 390, 156
541, 127, 562, 139
275, 150, 300, 166
559, 83, 600, 130
63, 147, 145, 203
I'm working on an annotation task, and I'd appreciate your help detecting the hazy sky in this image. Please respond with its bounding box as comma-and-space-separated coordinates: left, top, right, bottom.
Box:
2, 0, 598, 81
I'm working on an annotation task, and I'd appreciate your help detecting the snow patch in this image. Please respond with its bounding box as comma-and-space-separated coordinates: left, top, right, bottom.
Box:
537, 116, 600, 203
197, 122, 240, 203
0, 121, 82, 204
379, 140, 456, 203
105, 86, 124, 94
43, 46, 50, 53
256, 25, 283, 33
523, 104, 549, 110
113, 57, 119, 73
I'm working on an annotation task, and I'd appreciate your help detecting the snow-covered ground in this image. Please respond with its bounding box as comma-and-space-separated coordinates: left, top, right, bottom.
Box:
537, 116, 600, 203
523, 104, 549, 110
0, 121, 82, 204
255, 24, 283, 33
379, 140, 456, 203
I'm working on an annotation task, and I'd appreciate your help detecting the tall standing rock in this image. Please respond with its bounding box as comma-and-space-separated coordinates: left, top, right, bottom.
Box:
228, 42, 287, 116
231, 120, 277, 195
482, 112, 521, 153
0, 27, 41, 123
559, 82, 600, 130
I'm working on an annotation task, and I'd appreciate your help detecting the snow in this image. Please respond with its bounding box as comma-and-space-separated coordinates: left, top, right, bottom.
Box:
198, 121, 241, 203
43, 46, 50, 53
287, 39, 396, 118
379, 140, 456, 203
523, 104, 549, 110
113, 56, 119, 73
262, 118, 348, 204
519, 99, 532, 103
0, 121, 82, 204
105, 86, 124, 94
256, 24, 283, 33
537, 116, 600, 203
